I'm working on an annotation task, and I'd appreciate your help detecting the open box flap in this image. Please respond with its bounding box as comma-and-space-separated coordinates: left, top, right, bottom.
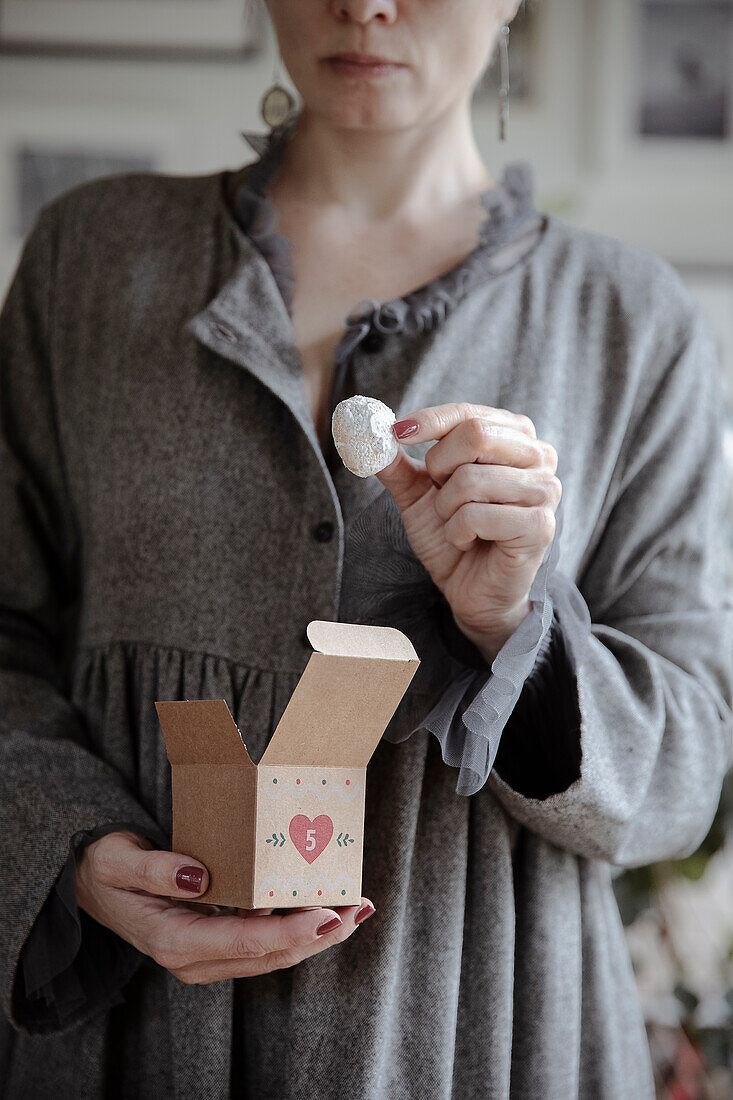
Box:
307, 620, 418, 661
259, 622, 420, 768
155, 699, 253, 765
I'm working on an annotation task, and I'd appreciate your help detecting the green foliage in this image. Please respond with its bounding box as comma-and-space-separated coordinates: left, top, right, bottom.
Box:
613, 770, 733, 926
614, 770, 733, 1081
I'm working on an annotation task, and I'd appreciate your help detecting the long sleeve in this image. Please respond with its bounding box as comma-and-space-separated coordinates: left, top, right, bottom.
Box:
485, 298, 733, 867
491, 606, 582, 798
14, 819, 163, 1032
395, 486, 574, 797
0, 205, 168, 1035
402, 288, 732, 872
418, 589, 584, 800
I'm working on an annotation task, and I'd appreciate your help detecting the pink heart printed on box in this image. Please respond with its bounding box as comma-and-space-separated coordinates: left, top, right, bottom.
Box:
255, 765, 363, 906
288, 814, 334, 863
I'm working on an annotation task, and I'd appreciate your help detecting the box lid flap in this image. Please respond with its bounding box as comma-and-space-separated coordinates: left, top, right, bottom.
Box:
259, 621, 420, 768
155, 699, 254, 765
306, 619, 418, 660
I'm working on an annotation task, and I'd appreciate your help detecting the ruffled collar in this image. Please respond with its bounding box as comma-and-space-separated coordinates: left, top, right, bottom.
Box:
224, 110, 544, 368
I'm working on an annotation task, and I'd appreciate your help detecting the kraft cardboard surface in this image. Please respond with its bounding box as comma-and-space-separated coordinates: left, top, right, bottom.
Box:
306, 620, 418, 660
254, 766, 365, 906
156, 698, 253, 764
155, 620, 419, 907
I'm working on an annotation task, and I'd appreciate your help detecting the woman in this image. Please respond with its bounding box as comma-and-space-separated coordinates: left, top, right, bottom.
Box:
1, 0, 731, 1097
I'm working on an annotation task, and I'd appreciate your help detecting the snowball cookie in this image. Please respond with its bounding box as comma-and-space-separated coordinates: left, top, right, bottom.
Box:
331, 394, 400, 478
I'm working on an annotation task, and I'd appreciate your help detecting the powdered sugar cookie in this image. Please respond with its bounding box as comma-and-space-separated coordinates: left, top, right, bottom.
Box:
331, 395, 400, 478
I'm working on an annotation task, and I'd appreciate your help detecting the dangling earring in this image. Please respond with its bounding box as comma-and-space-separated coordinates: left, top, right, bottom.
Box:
498, 23, 510, 141
259, 54, 297, 129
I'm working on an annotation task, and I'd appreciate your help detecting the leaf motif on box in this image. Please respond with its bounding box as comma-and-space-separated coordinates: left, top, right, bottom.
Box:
265, 832, 287, 847
288, 814, 334, 864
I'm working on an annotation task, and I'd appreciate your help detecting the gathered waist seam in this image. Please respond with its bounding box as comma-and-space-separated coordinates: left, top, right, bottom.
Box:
75, 637, 307, 676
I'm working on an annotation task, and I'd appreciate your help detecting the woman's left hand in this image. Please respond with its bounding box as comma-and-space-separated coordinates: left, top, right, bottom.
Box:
376, 402, 562, 664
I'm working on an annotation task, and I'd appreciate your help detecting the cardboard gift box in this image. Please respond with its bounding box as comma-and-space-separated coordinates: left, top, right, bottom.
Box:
155, 620, 419, 908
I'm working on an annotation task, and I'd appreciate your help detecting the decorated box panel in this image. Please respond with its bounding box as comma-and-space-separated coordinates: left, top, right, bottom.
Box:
253, 765, 364, 907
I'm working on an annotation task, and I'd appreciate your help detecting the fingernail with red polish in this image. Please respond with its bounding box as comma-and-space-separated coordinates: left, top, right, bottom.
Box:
316, 915, 343, 935
393, 418, 420, 439
176, 866, 204, 892
355, 903, 376, 925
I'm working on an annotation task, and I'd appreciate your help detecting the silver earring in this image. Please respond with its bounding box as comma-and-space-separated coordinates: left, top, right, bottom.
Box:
498, 23, 510, 141
260, 55, 297, 129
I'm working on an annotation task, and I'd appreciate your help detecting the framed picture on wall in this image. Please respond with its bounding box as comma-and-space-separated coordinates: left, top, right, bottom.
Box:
0, 103, 191, 298
581, 0, 733, 264
0, 0, 266, 59
638, 0, 731, 138
585, 0, 733, 164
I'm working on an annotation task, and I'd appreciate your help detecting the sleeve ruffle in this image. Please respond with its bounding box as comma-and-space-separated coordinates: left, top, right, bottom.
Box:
14, 820, 165, 1033
383, 499, 593, 796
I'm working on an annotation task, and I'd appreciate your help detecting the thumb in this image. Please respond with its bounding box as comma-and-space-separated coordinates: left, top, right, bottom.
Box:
376, 445, 433, 511
99, 831, 210, 899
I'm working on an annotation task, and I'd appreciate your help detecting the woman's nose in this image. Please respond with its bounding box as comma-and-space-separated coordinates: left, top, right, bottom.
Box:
330, 0, 398, 26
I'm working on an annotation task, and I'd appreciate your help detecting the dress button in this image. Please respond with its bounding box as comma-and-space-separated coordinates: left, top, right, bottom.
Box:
312, 521, 334, 543
361, 330, 385, 354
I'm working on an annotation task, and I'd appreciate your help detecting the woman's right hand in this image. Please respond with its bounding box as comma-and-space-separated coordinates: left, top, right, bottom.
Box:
75, 830, 373, 983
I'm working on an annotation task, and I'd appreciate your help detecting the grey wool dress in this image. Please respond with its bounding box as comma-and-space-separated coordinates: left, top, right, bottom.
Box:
1, 111, 732, 1100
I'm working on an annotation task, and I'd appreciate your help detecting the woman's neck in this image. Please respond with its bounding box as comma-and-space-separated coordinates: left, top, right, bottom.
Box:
273, 104, 498, 225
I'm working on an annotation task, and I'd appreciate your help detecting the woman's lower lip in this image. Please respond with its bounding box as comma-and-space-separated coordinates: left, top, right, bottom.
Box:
326, 58, 401, 78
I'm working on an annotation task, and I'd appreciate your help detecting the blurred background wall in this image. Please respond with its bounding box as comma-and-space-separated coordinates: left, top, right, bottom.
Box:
1, 0, 732, 1095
